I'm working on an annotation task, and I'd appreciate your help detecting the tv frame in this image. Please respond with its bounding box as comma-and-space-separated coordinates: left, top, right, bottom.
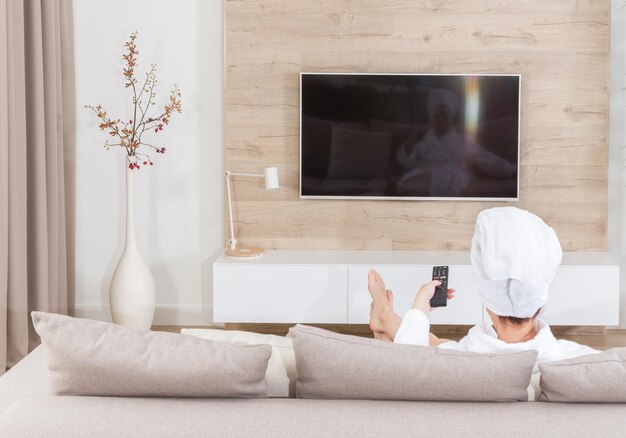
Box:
298, 72, 521, 202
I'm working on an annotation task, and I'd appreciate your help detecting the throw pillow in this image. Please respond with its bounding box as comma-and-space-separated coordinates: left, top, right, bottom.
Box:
539, 348, 626, 402
181, 328, 296, 398
32, 312, 271, 398
326, 126, 391, 180
290, 324, 536, 402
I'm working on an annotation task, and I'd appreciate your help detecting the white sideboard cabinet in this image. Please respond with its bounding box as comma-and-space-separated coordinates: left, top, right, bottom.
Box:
213, 250, 619, 326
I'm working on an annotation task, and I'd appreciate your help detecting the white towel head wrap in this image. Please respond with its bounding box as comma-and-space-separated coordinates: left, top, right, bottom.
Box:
427, 88, 459, 117
470, 207, 563, 318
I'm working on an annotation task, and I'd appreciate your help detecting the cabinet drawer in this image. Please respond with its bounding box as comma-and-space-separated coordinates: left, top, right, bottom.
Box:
543, 266, 619, 325
347, 266, 483, 325
214, 264, 347, 323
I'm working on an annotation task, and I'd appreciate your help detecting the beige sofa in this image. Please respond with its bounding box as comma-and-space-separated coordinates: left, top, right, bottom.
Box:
1, 346, 625, 438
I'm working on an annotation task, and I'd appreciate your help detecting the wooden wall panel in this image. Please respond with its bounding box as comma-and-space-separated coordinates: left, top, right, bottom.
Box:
224, 0, 610, 251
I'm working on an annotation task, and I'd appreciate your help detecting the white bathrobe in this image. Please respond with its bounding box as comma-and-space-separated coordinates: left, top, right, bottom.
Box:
397, 128, 516, 196
394, 309, 599, 371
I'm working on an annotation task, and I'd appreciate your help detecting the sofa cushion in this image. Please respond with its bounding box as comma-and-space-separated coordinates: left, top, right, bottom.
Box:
32, 312, 271, 398
0, 346, 52, 418
539, 347, 626, 402
301, 117, 366, 178
326, 126, 391, 179
290, 324, 536, 402
181, 328, 296, 398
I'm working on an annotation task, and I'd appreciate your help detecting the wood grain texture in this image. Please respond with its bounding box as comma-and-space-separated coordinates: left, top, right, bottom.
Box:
224, 0, 610, 251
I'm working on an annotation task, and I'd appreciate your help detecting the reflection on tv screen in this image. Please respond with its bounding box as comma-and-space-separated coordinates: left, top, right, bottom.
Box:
300, 73, 520, 199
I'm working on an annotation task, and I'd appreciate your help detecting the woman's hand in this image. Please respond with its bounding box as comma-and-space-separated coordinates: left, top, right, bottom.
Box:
401, 131, 421, 155
411, 281, 455, 314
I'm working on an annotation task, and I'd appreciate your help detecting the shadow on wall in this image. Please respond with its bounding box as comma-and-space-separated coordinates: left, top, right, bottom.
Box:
608, 0, 626, 327
195, 0, 223, 326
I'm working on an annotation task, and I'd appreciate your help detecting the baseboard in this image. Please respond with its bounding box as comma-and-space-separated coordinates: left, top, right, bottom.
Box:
73, 304, 214, 326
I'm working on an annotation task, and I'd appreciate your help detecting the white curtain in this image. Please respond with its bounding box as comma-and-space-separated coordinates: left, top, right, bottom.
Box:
0, 0, 75, 374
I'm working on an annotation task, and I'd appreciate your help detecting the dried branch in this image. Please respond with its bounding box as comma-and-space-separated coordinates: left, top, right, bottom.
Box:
85, 32, 182, 170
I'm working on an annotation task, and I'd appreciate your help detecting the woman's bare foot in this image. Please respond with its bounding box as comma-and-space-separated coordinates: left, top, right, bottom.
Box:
368, 269, 394, 339
368, 269, 388, 307
371, 296, 394, 342
370, 292, 393, 333
370, 302, 384, 335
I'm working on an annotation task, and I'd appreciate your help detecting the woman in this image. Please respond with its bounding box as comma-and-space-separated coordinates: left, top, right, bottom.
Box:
396, 88, 517, 197
368, 206, 598, 368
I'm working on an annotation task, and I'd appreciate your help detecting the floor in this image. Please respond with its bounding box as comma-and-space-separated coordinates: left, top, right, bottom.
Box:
154, 324, 626, 351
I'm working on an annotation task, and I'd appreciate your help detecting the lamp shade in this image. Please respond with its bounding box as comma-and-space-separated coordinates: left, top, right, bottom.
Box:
264, 167, 279, 190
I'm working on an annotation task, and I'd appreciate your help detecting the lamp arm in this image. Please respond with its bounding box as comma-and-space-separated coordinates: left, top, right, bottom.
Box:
225, 172, 237, 250
228, 172, 264, 178
224, 168, 277, 252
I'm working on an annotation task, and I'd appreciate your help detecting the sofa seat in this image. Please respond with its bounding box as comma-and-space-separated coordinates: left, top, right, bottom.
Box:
0, 346, 52, 416
1, 346, 626, 437
2, 396, 626, 438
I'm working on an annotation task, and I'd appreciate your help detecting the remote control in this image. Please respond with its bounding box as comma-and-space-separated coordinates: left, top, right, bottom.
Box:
430, 266, 449, 308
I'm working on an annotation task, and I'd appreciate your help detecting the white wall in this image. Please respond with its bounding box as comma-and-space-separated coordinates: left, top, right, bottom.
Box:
71, 1, 624, 327
73, 0, 223, 325
609, 0, 626, 327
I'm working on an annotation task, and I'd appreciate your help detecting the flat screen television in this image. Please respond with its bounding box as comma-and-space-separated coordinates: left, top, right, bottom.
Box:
299, 73, 520, 200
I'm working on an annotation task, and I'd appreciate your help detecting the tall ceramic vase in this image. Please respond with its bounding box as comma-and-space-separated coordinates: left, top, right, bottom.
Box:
109, 165, 156, 330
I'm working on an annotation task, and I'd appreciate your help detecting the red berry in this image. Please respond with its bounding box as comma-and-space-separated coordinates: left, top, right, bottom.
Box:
150, 162, 153, 165
128, 163, 133, 170
143, 161, 147, 165
154, 128, 158, 133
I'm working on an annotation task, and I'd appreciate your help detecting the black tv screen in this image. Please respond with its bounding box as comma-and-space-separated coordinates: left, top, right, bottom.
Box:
300, 73, 520, 200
